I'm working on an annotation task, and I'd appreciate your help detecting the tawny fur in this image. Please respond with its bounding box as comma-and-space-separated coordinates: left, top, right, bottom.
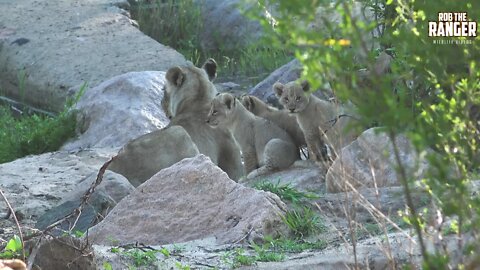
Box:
109, 59, 243, 185
164, 59, 243, 180
207, 93, 298, 178
241, 95, 306, 151
274, 80, 358, 162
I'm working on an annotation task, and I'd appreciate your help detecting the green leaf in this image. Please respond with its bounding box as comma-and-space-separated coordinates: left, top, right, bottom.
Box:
5, 235, 22, 253
103, 262, 113, 270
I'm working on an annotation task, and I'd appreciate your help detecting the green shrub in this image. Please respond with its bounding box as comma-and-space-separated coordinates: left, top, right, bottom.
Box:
0, 84, 83, 163
0, 107, 76, 163
281, 206, 326, 238
251, 0, 479, 268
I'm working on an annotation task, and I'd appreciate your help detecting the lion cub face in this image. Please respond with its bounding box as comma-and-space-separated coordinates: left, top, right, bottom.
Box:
273, 81, 311, 113
206, 93, 236, 127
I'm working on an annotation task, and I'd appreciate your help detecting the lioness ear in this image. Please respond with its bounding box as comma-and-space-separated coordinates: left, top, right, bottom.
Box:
166, 67, 185, 87
300, 80, 310, 92
223, 94, 236, 110
273, 82, 284, 97
202, 58, 217, 81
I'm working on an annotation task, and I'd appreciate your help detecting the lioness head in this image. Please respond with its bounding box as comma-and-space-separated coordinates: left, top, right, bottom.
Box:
165, 58, 218, 117
206, 93, 236, 127
273, 80, 310, 113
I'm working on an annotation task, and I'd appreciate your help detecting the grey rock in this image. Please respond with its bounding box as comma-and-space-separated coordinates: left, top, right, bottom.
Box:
242, 160, 327, 193
199, 0, 263, 51
326, 128, 429, 193
35, 192, 115, 235
248, 59, 303, 107
35, 170, 135, 234
34, 236, 96, 270
59, 170, 135, 205
88, 154, 288, 245
0, 149, 115, 220
314, 186, 428, 223
62, 71, 170, 150
248, 59, 333, 108
0, 0, 186, 112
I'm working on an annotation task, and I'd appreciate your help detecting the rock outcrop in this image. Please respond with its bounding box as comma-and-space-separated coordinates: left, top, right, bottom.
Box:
248, 59, 334, 107
242, 160, 327, 193
62, 71, 170, 150
35, 170, 135, 234
88, 155, 288, 245
326, 128, 429, 193
0, 0, 186, 111
199, 0, 263, 51
0, 149, 116, 220
248, 59, 303, 107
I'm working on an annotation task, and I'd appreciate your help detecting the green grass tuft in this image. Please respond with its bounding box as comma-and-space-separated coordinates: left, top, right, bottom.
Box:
263, 236, 327, 253
253, 181, 319, 203
282, 206, 326, 238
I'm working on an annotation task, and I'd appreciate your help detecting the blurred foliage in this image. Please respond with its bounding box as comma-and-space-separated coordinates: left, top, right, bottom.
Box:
130, 0, 292, 83
249, 0, 479, 268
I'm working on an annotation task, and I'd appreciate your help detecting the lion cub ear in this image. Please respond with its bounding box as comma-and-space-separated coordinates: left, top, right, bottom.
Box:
241, 96, 254, 111
222, 94, 236, 110
300, 80, 310, 92
202, 58, 217, 82
273, 82, 285, 97
166, 67, 185, 87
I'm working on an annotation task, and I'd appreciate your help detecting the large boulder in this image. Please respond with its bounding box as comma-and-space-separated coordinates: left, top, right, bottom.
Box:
248, 59, 333, 107
35, 170, 135, 234
248, 59, 302, 106
326, 128, 429, 193
62, 71, 170, 150
88, 155, 288, 245
199, 0, 263, 51
0, 0, 186, 112
0, 149, 116, 220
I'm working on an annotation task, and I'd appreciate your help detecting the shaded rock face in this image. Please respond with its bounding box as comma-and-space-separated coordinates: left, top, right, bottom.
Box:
248, 59, 333, 107
88, 155, 288, 246
242, 160, 327, 193
34, 236, 96, 270
326, 128, 429, 193
62, 71, 170, 150
200, 0, 263, 51
248, 59, 303, 107
0, 149, 115, 220
35, 170, 135, 234
0, 0, 186, 112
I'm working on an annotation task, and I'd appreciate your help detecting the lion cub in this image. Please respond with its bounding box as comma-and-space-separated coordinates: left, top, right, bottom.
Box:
241, 95, 306, 152
274, 80, 358, 161
207, 93, 298, 178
